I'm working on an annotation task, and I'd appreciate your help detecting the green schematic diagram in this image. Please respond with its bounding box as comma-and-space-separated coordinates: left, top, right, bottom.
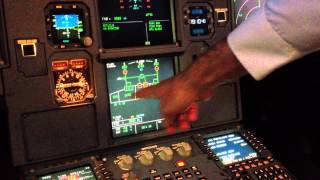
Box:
109, 59, 160, 105
106, 57, 174, 137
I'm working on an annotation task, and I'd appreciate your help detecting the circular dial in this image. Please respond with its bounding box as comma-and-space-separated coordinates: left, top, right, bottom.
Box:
235, 0, 264, 25
55, 69, 90, 103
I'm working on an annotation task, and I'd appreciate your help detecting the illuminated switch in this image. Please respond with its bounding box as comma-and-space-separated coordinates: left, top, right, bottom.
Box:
175, 160, 187, 167
21, 44, 36, 57
17, 39, 38, 57
215, 8, 228, 25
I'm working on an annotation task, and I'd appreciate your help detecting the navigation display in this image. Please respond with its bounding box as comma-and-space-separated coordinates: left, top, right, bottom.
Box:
106, 57, 174, 137
99, 0, 175, 48
205, 133, 258, 165
38, 166, 96, 180
234, 0, 264, 25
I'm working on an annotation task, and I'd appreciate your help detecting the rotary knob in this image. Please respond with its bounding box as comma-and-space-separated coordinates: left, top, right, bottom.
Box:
172, 142, 192, 157
114, 155, 134, 171
82, 36, 93, 47
154, 147, 174, 161
135, 150, 154, 166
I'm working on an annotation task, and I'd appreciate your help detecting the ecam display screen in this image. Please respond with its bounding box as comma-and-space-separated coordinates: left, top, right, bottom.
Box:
99, 0, 175, 48
38, 166, 96, 180
205, 133, 258, 165
106, 57, 174, 137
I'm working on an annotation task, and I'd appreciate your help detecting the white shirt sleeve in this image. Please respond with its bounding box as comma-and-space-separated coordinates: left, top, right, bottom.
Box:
227, 0, 320, 80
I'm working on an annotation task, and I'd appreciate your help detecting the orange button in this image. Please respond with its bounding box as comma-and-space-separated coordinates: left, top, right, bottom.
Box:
175, 160, 186, 167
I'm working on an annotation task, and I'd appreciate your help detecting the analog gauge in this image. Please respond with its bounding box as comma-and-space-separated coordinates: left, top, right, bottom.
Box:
52, 59, 94, 105
235, 0, 264, 25
55, 69, 91, 103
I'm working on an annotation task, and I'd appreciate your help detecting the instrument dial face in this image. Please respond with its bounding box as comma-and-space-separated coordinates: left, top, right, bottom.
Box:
55, 69, 90, 103
235, 0, 264, 25
52, 59, 94, 105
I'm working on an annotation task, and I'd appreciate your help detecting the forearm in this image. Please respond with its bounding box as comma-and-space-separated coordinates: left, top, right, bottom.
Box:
228, 0, 320, 80
183, 41, 247, 90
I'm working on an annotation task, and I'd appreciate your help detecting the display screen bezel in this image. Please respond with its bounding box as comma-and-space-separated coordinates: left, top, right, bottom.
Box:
105, 55, 177, 139
98, 0, 177, 49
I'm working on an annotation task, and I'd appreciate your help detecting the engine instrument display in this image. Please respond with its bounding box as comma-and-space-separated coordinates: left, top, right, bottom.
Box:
205, 133, 258, 165
106, 57, 174, 137
52, 59, 94, 106
186, 5, 214, 36
38, 166, 96, 180
45, 3, 90, 48
99, 0, 175, 48
234, 0, 264, 25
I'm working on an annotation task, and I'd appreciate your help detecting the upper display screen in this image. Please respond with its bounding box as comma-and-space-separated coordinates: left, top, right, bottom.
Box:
205, 133, 258, 165
50, 10, 84, 45
234, 0, 264, 25
99, 0, 175, 48
38, 166, 96, 180
106, 57, 174, 138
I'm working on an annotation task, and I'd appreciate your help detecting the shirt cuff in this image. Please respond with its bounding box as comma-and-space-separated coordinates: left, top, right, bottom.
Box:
227, 6, 302, 80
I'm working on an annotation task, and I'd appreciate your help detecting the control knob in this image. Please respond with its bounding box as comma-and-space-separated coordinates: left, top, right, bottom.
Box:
114, 155, 134, 171
172, 142, 192, 157
82, 36, 93, 47
154, 147, 174, 161
135, 150, 154, 166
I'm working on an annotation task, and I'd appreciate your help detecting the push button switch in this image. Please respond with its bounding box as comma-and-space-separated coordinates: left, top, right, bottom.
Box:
215, 8, 228, 26
21, 44, 37, 57
17, 39, 38, 57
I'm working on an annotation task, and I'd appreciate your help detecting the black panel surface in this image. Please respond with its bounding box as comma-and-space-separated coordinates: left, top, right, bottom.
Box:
22, 105, 98, 161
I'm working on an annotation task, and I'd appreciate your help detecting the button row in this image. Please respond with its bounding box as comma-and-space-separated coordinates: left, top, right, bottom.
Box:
229, 158, 274, 174
253, 164, 292, 180
94, 163, 113, 179
144, 166, 206, 180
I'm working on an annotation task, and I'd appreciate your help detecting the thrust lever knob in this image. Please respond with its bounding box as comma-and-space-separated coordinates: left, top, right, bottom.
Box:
114, 155, 134, 171
135, 150, 154, 166
155, 147, 174, 161
172, 142, 192, 157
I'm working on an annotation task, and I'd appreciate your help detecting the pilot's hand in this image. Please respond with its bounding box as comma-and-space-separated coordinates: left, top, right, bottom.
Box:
135, 69, 214, 133
136, 41, 246, 133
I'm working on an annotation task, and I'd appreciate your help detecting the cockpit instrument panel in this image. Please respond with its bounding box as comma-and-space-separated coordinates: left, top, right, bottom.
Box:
106, 57, 175, 137
99, 0, 176, 48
